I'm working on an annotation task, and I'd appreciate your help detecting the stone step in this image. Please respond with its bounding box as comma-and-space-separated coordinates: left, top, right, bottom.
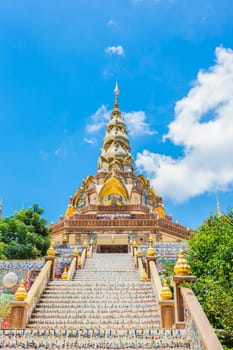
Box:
0, 329, 190, 349
21, 253, 190, 348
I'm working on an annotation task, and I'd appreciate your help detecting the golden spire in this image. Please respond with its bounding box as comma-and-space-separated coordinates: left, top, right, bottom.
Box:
114, 81, 119, 108
97, 81, 135, 173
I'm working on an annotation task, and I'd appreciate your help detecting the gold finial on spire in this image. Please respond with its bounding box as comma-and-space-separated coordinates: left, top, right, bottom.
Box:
114, 81, 119, 95
114, 81, 119, 107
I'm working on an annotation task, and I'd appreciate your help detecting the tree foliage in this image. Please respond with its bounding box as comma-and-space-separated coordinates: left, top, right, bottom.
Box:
187, 209, 233, 348
0, 204, 50, 259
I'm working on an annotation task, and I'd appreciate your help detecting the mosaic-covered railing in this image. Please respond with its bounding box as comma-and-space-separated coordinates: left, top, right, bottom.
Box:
181, 287, 223, 350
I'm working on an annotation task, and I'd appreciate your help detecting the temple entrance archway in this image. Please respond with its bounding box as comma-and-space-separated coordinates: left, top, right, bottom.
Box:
96, 233, 128, 253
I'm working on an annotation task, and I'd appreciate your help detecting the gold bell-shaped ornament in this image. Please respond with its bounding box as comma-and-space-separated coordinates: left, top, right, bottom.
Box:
47, 244, 56, 256
15, 280, 27, 301
140, 269, 148, 281
72, 247, 79, 256
148, 234, 154, 244
136, 248, 143, 257
61, 267, 68, 280
174, 249, 190, 276
160, 279, 173, 300
132, 240, 137, 248
147, 234, 155, 256
82, 240, 88, 249
146, 246, 155, 257
129, 238, 133, 245
89, 239, 94, 245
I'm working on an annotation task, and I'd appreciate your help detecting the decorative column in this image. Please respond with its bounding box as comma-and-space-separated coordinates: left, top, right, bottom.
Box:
135, 248, 142, 269
145, 235, 157, 278
72, 247, 79, 270
82, 240, 88, 258
89, 239, 94, 256
132, 240, 137, 257
159, 279, 175, 329
62, 235, 68, 248
44, 244, 57, 280
10, 281, 28, 329
172, 249, 196, 328
129, 239, 133, 256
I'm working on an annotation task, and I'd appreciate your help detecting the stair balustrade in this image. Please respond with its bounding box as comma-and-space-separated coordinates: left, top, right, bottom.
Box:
10, 259, 54, 329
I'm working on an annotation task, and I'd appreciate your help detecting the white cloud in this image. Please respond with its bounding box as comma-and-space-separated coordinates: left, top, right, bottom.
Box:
86, 105, 109, 133
124, 111, 156, 136
86, 106, 155, 137
107, 19, 118, 26
83, 137, 97, 145
136, 46, 233, 202
105, 45, 124, 56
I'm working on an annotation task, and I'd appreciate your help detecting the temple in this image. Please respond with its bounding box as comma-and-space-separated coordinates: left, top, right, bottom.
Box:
51, 82, 191, 249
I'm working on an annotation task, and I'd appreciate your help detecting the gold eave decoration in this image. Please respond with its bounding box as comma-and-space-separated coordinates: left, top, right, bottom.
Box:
99, 176, 129, 202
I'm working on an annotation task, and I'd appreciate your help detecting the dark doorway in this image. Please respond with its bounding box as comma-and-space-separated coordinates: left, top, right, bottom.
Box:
97, 245, 128, 253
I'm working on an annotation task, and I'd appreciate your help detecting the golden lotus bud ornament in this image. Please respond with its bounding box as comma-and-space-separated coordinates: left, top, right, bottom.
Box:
15, 280, 27, 301
47, 245, 55, 256
160, 279, 173, 300
82, 240, 88, 248
140, 269, 148, 281
146, 246, 155, 257
174, 249, 190, 276
62, 267, 68, 280
72, 247, 79, 256
78, 256, 82, 266
136, 248, 142, 257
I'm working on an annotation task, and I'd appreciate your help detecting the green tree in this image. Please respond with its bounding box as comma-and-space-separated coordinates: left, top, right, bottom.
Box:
187, 209, 233, 348
0, 204, 51, 259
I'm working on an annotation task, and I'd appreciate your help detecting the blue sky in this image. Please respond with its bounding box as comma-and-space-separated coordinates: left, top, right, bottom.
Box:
0, 0, 233, 229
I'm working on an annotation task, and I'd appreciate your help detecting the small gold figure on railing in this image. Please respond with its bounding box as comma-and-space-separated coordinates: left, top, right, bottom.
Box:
136, 248, 143, 257
146, 234, 156, 256
72, 247, 79, 256
129, 238, 133, 245
148, 234, 154, 246
160, 279, 173, 300
61, 267, 68, 280
78, 255, 82, 267
140, 269, 148, 281
47, 244, 56, 256
132, 240, 137, 248
82, 240, 88, 248
174, 249, 190, 276
15, 280, 27, 301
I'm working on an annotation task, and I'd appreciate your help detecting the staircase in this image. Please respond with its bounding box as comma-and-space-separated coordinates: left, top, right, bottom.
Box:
0, 254, 190, 349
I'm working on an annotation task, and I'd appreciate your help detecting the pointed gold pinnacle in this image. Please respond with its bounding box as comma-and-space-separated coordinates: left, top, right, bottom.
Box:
114, 81, 119, 95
